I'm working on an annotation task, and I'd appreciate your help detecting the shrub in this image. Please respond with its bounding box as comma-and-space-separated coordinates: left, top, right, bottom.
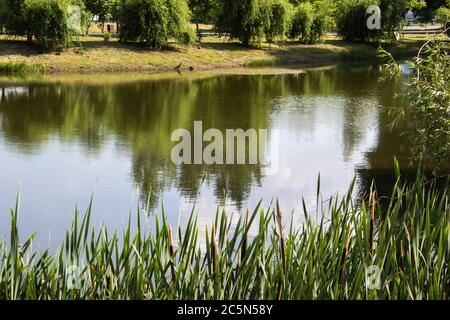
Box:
308, 14, 331, 43
0, 0, 29, 36
0, 0, 6, 33
0, 0, 86, 50
118, 0, 169, 49
436, 5, 450, 36
290, 2, 314, 43
336, 0, 421, 42
265, 0, 293, 44
102, 30, 112, 41
289, 1, 333, 44
215, 0, 271, 46
380, 42, 450, 165
118, 0, 194, 49
188, 0, 216, 29
166, 0, 196, 46
336, 0, 381, 42
309, 1, 334, 44
24, 0, 73, 50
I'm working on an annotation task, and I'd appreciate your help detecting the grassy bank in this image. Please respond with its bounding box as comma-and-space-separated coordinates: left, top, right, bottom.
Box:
0, 61, 45, 76
0, 167, 448, 300
0, 34, 435, 74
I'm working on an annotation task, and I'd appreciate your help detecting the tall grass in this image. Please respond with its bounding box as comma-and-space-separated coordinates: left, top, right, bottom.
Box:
0, 61, 46, 76
244, 57, 285, 67
0, 168, 448, 300
339, 45, 378, 61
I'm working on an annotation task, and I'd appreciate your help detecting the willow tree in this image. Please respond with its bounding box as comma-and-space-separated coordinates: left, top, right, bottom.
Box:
118, 0, 194, 49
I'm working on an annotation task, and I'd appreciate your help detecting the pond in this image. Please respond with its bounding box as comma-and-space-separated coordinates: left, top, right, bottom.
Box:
0, 64, 419, 247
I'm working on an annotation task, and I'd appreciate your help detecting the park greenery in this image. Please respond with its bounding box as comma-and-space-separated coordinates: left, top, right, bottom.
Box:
118, 0, 195, 48
379, 38, 450, 167
0, 166, 448, 299
0, 0, 448, 303
0, 0, 448, 50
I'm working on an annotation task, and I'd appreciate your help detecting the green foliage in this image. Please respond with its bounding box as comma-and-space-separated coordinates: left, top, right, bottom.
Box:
0, 173, 448, 299
0, 61, 46, 76
265, 0, 293, 43
289, 1, 332, 44
167, 0, 196, 45
83, 0, 117, 21
336, 0, 425, 42
309, 2, 334, 43
436, 3, 450, 35
102, 30, 112, 41
118, 0, 194, 49
380, 41, 450, 165
379, 0, 413, 36
215, 0, 268, 46
339, 44, 377, 60
0, 0, 87, 50
401, 43, 450, 165
216, 0, 292, 46
336, 0, 382, 42
24, 0, 72, 50
415, 0, 448, 20
0, 0, 29, 36
188, 0, 217, 26
290, 2, 314, 42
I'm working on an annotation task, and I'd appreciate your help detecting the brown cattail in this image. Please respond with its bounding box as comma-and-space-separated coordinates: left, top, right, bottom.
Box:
276, 202, 286, 300
369, 191, 376, 256
241, 209, 250, 260
399, 239, 404, 272
277, 203, 286, 274
168, 225, 176, 282
339, 225, 351, 286
236, 250, 241, 269
211, 225, 218, 274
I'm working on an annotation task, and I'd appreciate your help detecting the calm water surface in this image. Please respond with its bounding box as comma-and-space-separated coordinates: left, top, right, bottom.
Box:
0, 65, 414, 246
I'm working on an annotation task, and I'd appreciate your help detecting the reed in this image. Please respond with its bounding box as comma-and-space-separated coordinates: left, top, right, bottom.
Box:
0, 61, 46, 76
0, 168, 448, 300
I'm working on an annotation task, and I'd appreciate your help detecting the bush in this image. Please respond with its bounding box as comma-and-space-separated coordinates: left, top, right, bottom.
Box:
290, 2, 314, 43
308, 14, 330, 43
309, 1, 334, 44
289, 1, 332, 44
24, 0, 72, 50
215, 0, 294, 46
436, 5, 450, 36
118, 0, 169, 49
336, 0, 382, 42
265, 0, 293, 43
380, 42, 450, 165
102, 31, 112, 41
0, 0, 86, 50
166, 0, 196, 46
215, 0, 270, 46
336, 0, 419, 42
118, 0, 194, 49
188, 0, 216, 28
0, 0, 29, 36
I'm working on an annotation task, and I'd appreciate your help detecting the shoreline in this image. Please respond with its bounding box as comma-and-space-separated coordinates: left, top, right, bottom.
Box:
0, 34, 433, 75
